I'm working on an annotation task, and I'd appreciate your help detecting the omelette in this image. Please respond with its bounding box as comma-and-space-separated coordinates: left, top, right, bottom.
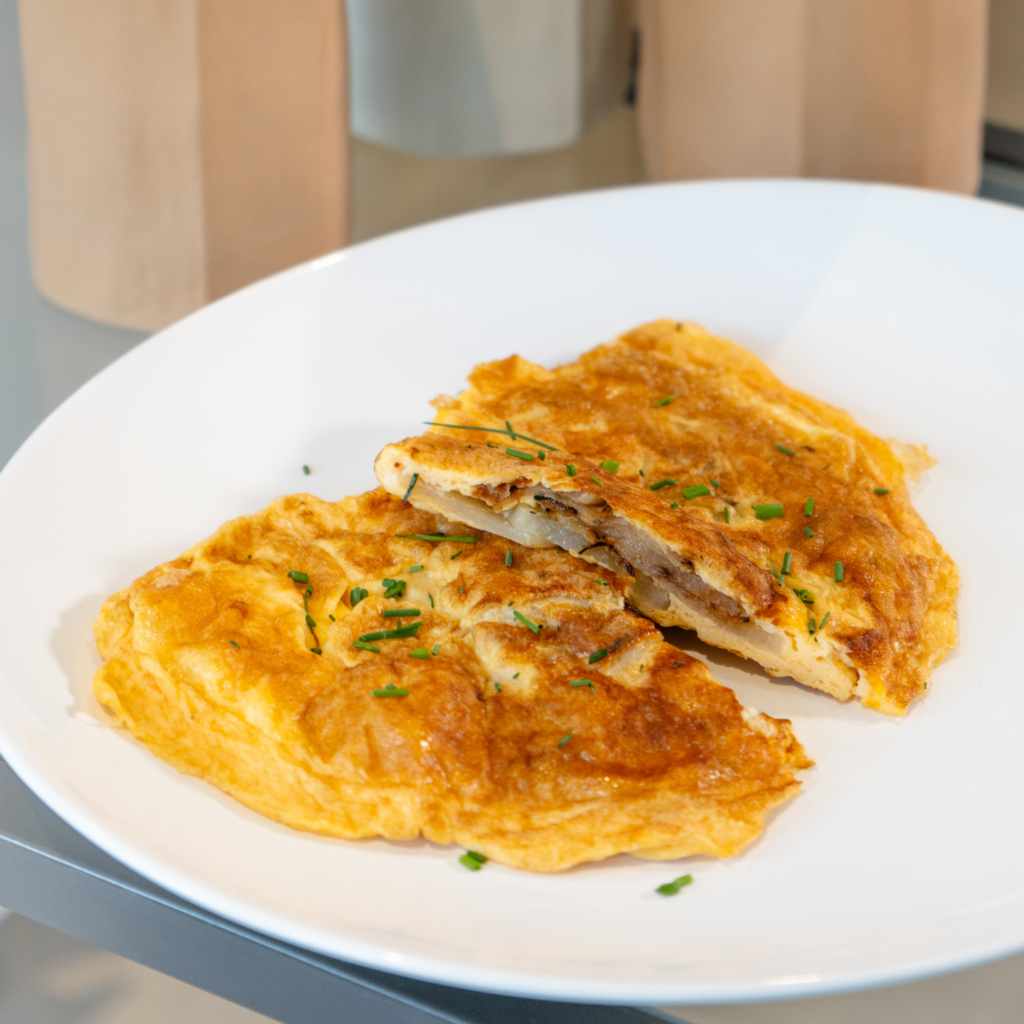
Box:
375, 320, 959, 716
93, 488, 810, 872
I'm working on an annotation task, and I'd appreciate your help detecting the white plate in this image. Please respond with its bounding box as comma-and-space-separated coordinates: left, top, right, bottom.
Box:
0, 180, 1021, 1006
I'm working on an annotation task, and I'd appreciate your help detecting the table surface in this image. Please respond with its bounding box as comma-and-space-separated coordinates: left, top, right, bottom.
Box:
4, 1, 1024, 1020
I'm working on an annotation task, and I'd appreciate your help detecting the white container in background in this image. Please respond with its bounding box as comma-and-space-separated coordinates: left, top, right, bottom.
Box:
346, 0, 630, 158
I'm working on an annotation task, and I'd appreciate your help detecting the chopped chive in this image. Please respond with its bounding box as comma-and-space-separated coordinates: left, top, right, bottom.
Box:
329, 614, 336, 621
792, 587, 814, 605
670, 501, 679, 509
754, 503, 784, 519
450, 551, 462, 560
383, 580, 407, 599
566, 465, 577, 476
769, 568, 782, 584
819, 611, 831, 629
588, 649, 608, 665
402, 473, 420, 502
359, 623, 421, 641
428, 593, 435, 608
409, 565, 424, 573
804, 498, 814, 516
775, 444, 795, 456
570, 679, 595, 691
505, 550, 512, 567
395, 533, 477, 542
423, 421, 557, 450
311, 648, 322, 655
247, 554, 252, 559
671, 661, 687, 668
383, 608, 420, 618
682, 484, 711, 499
372, 685, 409, 698
508, 601, 513, 606
383, 578, 396, 587
656, 874, 693, 896
460, 851, 487, 870
650, 478, 676, 490
781, 552, 792, 575
589, 476, 602, 485
505, 420, 515, 439
229, 640, 239, 648
457, 587, 464, 594
495, 682, 502, 691
723, 507, 730, 524
558, 733, 572, 747
513, 672, 519, 678
809, 617, 816, 635
874, 487, 890, 495
302, 464, 311, 475
709, 479, 720, 487
306, 614, 317, 629
513, 610, 540, 633
601, 459, 620, 474
432, 644, 441, 655
803, 527, 814, 538
288, 570, 309, 584
350, 587, 368, 606
654, 394, 676, 408
594, 578, 608, 586
411, 647, 430, 659
834, 561, 844, 582
353, 640, 380, 653
538, 451, 546, 460
505, 447, 534, 461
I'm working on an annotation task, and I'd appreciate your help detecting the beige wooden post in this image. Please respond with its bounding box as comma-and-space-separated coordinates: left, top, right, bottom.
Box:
637, 0, 987, 194
19, 0, 349, 332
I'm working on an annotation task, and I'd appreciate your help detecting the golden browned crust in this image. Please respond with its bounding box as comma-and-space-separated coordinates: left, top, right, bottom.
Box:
381, 320, 958, 716
93, 488, 811, 872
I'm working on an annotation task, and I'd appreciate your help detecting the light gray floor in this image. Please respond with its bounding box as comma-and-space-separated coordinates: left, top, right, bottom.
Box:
4, 0, 1024, 1019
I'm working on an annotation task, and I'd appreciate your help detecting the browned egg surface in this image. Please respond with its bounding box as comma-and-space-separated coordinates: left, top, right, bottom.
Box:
426, 320, 959, 714
94, 488, 810, 872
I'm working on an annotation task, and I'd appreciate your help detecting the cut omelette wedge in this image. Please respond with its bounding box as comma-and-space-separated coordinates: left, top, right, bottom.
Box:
94, 488, 810, 873
375, 320, 959, 716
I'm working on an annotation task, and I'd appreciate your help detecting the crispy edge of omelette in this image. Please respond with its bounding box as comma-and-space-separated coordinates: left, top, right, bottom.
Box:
93, 489, 811, 872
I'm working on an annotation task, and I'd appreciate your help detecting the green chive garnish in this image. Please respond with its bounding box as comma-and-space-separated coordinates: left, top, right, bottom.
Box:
514, 611, 540, 633
538, 451, 546, 460
359, 623, 421, 641
305, 614, 317, 629
723, 507, 730, 524
594, 578, 608, 586
808, 617, 816, 635
874, 487, 890, 495
505, 420, 515, 439
383, 608, 420, 618
302, 465, 311, 475
775, 444, 795, 456
395, 533, 477, 542
432, 644, 441, 655
834, 562, 844, 582
819, 611, 831, 629
459, 850, 487, 870
311, 648, 322, 655
792, 587, 814, 605
505, 550, 512, 567
804, 498, 814, 516
423, 421, 557, 450
709, 479, 720, 487
288, 570, 309, 584
566, 465, 577, 476
781, 552, 792, 574
754, 504, 784, 519
229, 640, 239, 648
588, 649, 608, 664
402, 473, 419, 502
350, 587, 368, 606
803, 527, 814, 538
428, 593, 434, 608
570, 679, 595, 691
769, 568, 782, 584
495, 682, 502, 691
409, 565, 424, 573
457, 587, 464, 594
450, 551, 462, 560
513, 672, 519, 678
329, 614, 336, 621
558, 733, 572, 747
372, 685, 409, 697
656, 874, 693, 896
650, 478, 676, 490
506, 448, 534, 461
654, 394, 676, 407
670, 501, 679, 509
383, 580, 407, 599
411, 647, 430, 659
682, 484, 711, 499
353, 641, 380, 653
601, 459, 620, 474
589, 476, 602, 485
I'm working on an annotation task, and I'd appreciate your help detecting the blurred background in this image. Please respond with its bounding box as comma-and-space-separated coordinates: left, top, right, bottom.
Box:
3, 1, 1024, 1021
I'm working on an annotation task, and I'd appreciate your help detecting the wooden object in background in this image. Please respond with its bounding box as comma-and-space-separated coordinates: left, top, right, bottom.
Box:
19, 0, 349, 331
637, 0, 988, 194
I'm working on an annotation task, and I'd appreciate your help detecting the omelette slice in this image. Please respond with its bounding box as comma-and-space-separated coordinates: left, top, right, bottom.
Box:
374, 320, 959, 716
94, 488, 810, 873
